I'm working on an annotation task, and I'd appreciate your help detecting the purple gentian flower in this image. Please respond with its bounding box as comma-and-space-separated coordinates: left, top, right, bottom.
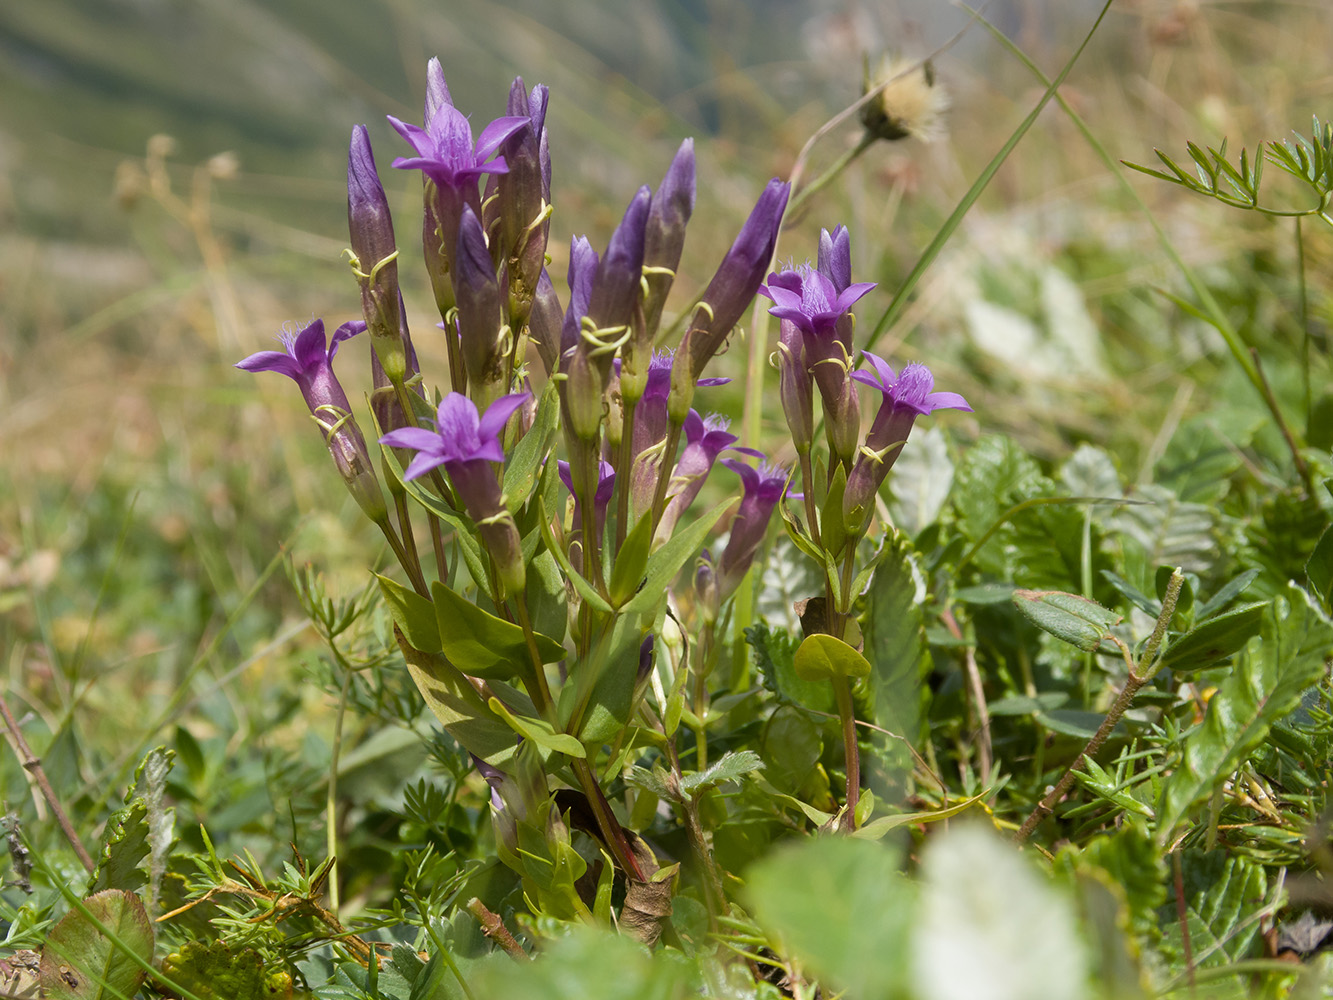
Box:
453, 205, 507, 409
236, 320, 386, 522
642, 139, 696, 337
760, 264, 875, 341
626, 350, 727, 518
388, 101, 528, 194
392, 58, 527, 319
843, 352, 971, 533
716, 459, 790, 600
656, 412, 760, 543
348, 125, 409, 385
492, 78, 551, 324
380, 391, 531, 594
559, 236, 599, 360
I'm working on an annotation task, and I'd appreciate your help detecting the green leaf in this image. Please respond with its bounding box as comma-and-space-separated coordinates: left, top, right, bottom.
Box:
39, 890, 153, 1000
852, 791, 989, 840
1159, 851, 1270, 988
486, 697, 585, 758
1156, 601, 1265, 676
622, 497, 737, 616
503, 382, 559, 513
1012, 589, 1122, 652
395, 635, 517, 767
430, 580, 565, 680
678, 750, 763, 796
472, 926, 690, 1000
377, 574, 440, 653
793, 633, 872, 682
538, 497, 613, 614
746, 836, 915, 1000
913, 826, 1087, 1000
760, 706, 823, 794
86, 800, 148, 896
863, 533, 932, 742
1113, 482, 1219, 573
526, 549, 568, 646
821, 463, 848, 557
608, 511, 654, 609
1156, 586, 1333, 840
566, 610, 648, 745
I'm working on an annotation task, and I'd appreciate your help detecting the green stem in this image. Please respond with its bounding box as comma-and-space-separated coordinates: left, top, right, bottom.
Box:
325, 649, 354, 914
785, 133, 877, 222
832, 674, 860, 830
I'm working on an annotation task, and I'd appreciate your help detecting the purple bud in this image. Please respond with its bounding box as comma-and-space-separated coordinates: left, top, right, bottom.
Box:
528, 269, 564, 376
496, 79, 551, 327
586, 185, 651, 359
348, 126, 407, 384
454, 205, 508, 405
642, 139, 695, 336
776, 318, 814, 454
560, 236, 599, 359
686, 179, 790, 379
655, 412, 757, 542
636, 635, 656, 685
817, 225, 852, 293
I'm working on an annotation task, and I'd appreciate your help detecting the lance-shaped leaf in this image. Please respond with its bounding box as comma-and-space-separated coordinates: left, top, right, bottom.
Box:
609, 510, 655, 609
504, 382, 560, 513
621, 496, 738, 616
1012, 589, 1122, 652
377, 574, 441, 652
1156, 586, 1333, 841
1155, 601, 1266, 677
431, 580, 566, 679
39, 890, 154, 1000
395, 630, 517, 766
793, 633, 871, 682
486, 697, 585, 758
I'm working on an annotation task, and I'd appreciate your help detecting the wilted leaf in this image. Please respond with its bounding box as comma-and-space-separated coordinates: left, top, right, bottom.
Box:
40, 890, 154, 1000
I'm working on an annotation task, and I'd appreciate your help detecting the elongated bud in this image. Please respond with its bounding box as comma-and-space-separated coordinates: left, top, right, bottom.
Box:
776, 319, 814, 454
687, 179, 789, 379
585, 186, 651, 373
642, 139, 695, 338
528, 269, 563, 376
347, 125, 406, 384
454, 205, 508, 407
496, 79, 551, 328
564, 348, 605, 441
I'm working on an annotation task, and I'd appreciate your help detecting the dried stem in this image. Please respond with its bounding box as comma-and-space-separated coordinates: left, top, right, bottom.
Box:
1014, 571, 1184, 845
1, 693, 95, 873
466, 897, 528, 960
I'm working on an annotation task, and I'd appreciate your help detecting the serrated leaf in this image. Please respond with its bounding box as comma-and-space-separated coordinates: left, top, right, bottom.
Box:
1113, 484, 1218, 574
863, 533, 931, 742
678, 750, 763, 796
1013, 590, 1122, 652
1157, 586, 1333, 839
430, 580, 565, 680
747, 623, 834, 712
1159, 851, 1269, 985
86, 800, 148, 896
39, 890, 153, 1000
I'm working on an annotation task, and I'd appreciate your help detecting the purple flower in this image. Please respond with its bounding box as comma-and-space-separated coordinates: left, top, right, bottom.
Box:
818, 224, 852, 292
560, 236, 599, 360
380, 391, 527, 481
380, 390, 530, 594
843, 353, 971, 532
656, 412, 760, 542
760, 265, 875, 341
626, 350, 727, 518
236, 320, 386, 521
492, 78, 551, 323
717, 459, 790, 599
388, 102, 528, 195
585, 186, 651, 358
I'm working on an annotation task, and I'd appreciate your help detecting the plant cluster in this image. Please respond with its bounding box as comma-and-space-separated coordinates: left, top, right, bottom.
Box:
5, 9, 1333, 1000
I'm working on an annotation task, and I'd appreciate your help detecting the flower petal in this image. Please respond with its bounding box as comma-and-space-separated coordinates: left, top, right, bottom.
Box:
924, 390, 973, 413
477, 392, 531, 443
235, 350, 302, 378
474, 116, 531, 162
379, 427, 442, 451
